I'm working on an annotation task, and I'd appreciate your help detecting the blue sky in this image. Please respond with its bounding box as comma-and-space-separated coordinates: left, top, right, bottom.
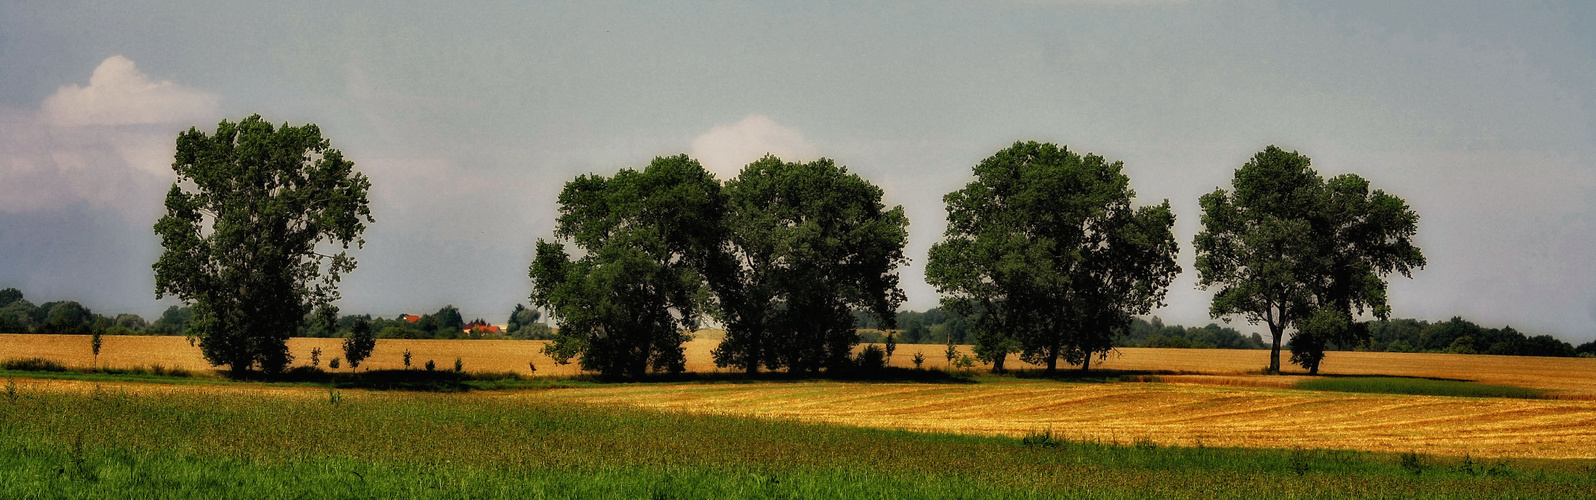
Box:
2, 1, 1594, 342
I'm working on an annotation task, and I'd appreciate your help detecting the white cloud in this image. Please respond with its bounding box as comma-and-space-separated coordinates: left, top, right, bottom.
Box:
0, 56, 219, 215
41, 55, 219, 127
689, 115, 821, 179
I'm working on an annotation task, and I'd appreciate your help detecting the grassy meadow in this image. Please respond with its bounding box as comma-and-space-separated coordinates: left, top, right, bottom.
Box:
2, 380, 1593, 499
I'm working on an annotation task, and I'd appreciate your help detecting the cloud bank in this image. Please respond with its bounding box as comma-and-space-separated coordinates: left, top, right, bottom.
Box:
0, 56, 217, 215
41, 55, 218, 128
690, 115, 820, 179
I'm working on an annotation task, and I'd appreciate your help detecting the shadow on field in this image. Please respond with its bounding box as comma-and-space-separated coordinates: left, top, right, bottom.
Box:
222, 366, 979, 392
609, 366, 979, 385
1008, 368, 1233, 383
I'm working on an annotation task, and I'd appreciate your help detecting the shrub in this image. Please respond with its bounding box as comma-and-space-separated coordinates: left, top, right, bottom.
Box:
1, 358, 67, 372
856, 345, 886, 371
453, 357, 463, 373
309, 348, 322, 368
329, 358, 341, 370
403, 349, 413, 369
912, 352, 925, 369
1020, 429, 1061, 448
955, 354, 975, 371
425, 359, 436, 371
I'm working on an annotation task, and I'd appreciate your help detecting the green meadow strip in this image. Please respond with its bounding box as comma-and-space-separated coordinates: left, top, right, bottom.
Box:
1295, 377, 1547, 399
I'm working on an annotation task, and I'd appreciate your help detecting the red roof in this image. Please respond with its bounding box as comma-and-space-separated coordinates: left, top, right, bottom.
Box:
401, 314, 421, 323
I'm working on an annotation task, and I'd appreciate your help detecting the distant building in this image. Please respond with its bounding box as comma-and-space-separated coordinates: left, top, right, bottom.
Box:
400, 314, 421, 324
463, 320, 501, 335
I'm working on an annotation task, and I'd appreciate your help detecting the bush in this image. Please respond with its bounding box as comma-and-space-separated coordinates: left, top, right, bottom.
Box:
1, 358, 67, 372
425, 360, 436, 371
856, 345, 886, 371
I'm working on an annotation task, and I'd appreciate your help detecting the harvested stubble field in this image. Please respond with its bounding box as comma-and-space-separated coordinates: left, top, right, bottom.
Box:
5, 333, 1596, 461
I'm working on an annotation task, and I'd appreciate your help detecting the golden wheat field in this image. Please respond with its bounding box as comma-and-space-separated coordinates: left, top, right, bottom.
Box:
530, 380, 1596, 459
6, 333, 1592, 395
6, 332, 1596, 459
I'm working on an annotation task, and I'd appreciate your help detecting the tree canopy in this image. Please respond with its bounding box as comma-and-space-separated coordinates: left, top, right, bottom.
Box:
530, 155, 725, 379
153, 115, 372, 376
1195, 146, 1423, 374
711, 156, 909, 374
927, 142, 1179, 373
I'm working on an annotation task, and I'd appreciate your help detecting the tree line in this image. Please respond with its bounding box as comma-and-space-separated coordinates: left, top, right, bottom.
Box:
137, 115, 1586, 378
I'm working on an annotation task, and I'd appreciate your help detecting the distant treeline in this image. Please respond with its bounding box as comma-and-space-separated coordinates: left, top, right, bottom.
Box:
0, 288, 187, 336
0, 287, 552, 341
855, 307, 1595, 358
1358, 317, 1591, 357
311, 304, 552, 340
7, 286, 1594, 359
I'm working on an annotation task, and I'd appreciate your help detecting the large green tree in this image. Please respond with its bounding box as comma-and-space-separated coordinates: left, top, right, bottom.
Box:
710, 156, 909, 374
154, 115, 372, 376
1195, 146, 1423, 374
927, 142, 1179, 373
530, 155, 725, 379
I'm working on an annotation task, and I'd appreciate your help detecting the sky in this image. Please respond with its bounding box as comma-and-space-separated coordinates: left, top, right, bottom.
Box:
1, 1, 1594, 343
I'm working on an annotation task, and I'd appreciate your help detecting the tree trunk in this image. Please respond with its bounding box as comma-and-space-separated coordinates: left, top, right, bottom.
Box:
1082, 354, 1091, 372
745, 335, 759, 375
1045, 344, 1059, 374
991, 352, 1006, 373
1268, 322, 1284, 374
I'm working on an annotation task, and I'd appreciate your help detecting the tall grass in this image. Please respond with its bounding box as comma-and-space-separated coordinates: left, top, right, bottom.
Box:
0, 385, 1589, 498
1296, 377, 1547, 399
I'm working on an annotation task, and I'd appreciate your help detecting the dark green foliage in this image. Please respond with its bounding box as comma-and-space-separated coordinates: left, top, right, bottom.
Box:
928, 142, 1179, 373
302, 305, 340, 338
0, 358, 67, 372
506, 303, 552, 339
866, 307, 973, 344
1577, 341, 1596, 356
1195, 146, 1424, 374
35, 301, 94, 335
431, 305, 464, 333
1296, 377, 1545, 399
342, 320, 375, 372
90, 331, 103, 369
146, 305, 193, 337
112, 314, 147, 332
712, 156, 909, 375
0, 289, 31, 334
531, 155, 723, 379
153, 115, 372, 376
1118, 317, 1266, 349
1359, 317, 1579, 357
856, 345, 886, 371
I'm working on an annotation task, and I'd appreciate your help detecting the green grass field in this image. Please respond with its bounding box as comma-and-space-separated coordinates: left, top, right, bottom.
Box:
1295, 376, 1548, 399
2, 380, 1592, 499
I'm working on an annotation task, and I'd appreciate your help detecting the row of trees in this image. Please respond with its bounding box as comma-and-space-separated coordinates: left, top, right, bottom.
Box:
0, 288, 190, 336
531, 155, 908, 378
532, 142, 1428, 377
134, 114, 1553, 378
